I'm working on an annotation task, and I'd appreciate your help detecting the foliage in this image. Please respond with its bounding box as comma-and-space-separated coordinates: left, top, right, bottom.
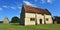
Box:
11, 16, 20, 23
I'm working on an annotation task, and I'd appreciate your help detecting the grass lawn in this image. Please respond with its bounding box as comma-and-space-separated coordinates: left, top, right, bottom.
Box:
0, 23, 60, 30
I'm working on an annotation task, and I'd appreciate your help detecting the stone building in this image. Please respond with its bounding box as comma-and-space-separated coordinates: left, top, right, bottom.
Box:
3, 17, 9, 24
20, 5, 52, 25
53, 16, 60, 24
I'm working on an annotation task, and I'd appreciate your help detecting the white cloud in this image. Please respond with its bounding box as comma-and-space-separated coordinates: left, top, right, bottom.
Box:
23, 1, 37, 7
41, 0, 54, 4
23, 1, 33, 6
18, 6, 21, 9
2, 6, 8, 8
35, 0, 37, 2
0, 8, 3, 11
10, 7, 16, 10
41, 0, 45, 4
47, 0, 53, 3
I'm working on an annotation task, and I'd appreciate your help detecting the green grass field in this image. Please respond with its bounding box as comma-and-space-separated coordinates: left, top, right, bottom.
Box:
0, 23, 60, 30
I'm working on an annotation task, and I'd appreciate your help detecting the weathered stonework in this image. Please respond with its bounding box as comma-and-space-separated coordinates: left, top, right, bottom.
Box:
24, 13, 52, 25
20, 5, 52, 25
3, 17, 9, 24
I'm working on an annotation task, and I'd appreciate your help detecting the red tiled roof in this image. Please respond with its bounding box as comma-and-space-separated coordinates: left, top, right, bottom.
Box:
23, 5, 51, 15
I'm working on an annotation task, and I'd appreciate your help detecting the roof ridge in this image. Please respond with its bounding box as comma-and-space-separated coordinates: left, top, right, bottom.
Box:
22, 5, 51, 15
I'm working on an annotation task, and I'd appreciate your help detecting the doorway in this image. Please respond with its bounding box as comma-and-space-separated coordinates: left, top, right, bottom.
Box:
40, 19, 42, 24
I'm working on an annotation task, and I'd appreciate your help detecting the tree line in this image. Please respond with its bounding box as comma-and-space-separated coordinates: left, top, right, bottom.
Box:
0, 16, 20, 23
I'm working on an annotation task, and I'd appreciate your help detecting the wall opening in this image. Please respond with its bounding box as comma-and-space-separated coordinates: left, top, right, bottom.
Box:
40, 19, 42, 24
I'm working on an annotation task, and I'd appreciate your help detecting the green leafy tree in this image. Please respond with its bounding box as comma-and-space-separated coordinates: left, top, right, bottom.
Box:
11, 16, 20, 23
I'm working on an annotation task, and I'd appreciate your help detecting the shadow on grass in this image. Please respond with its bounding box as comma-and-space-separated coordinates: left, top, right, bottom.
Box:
10, 23, 20, 26
10, 23, 25, 26
39, 28, 49, 30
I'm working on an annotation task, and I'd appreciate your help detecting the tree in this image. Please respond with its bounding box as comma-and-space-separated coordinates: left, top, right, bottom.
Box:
11, 16, 20, 23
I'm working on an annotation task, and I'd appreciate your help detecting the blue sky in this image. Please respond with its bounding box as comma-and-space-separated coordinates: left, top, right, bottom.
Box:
0, 0, 60, 21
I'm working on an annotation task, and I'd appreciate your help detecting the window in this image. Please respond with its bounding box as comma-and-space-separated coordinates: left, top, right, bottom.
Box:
30, 18, 35, 21
46, 18, 49, 21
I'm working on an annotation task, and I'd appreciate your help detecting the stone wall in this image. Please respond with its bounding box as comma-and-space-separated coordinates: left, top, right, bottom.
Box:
3, 17, 9, 24
24, 13, 52, 25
